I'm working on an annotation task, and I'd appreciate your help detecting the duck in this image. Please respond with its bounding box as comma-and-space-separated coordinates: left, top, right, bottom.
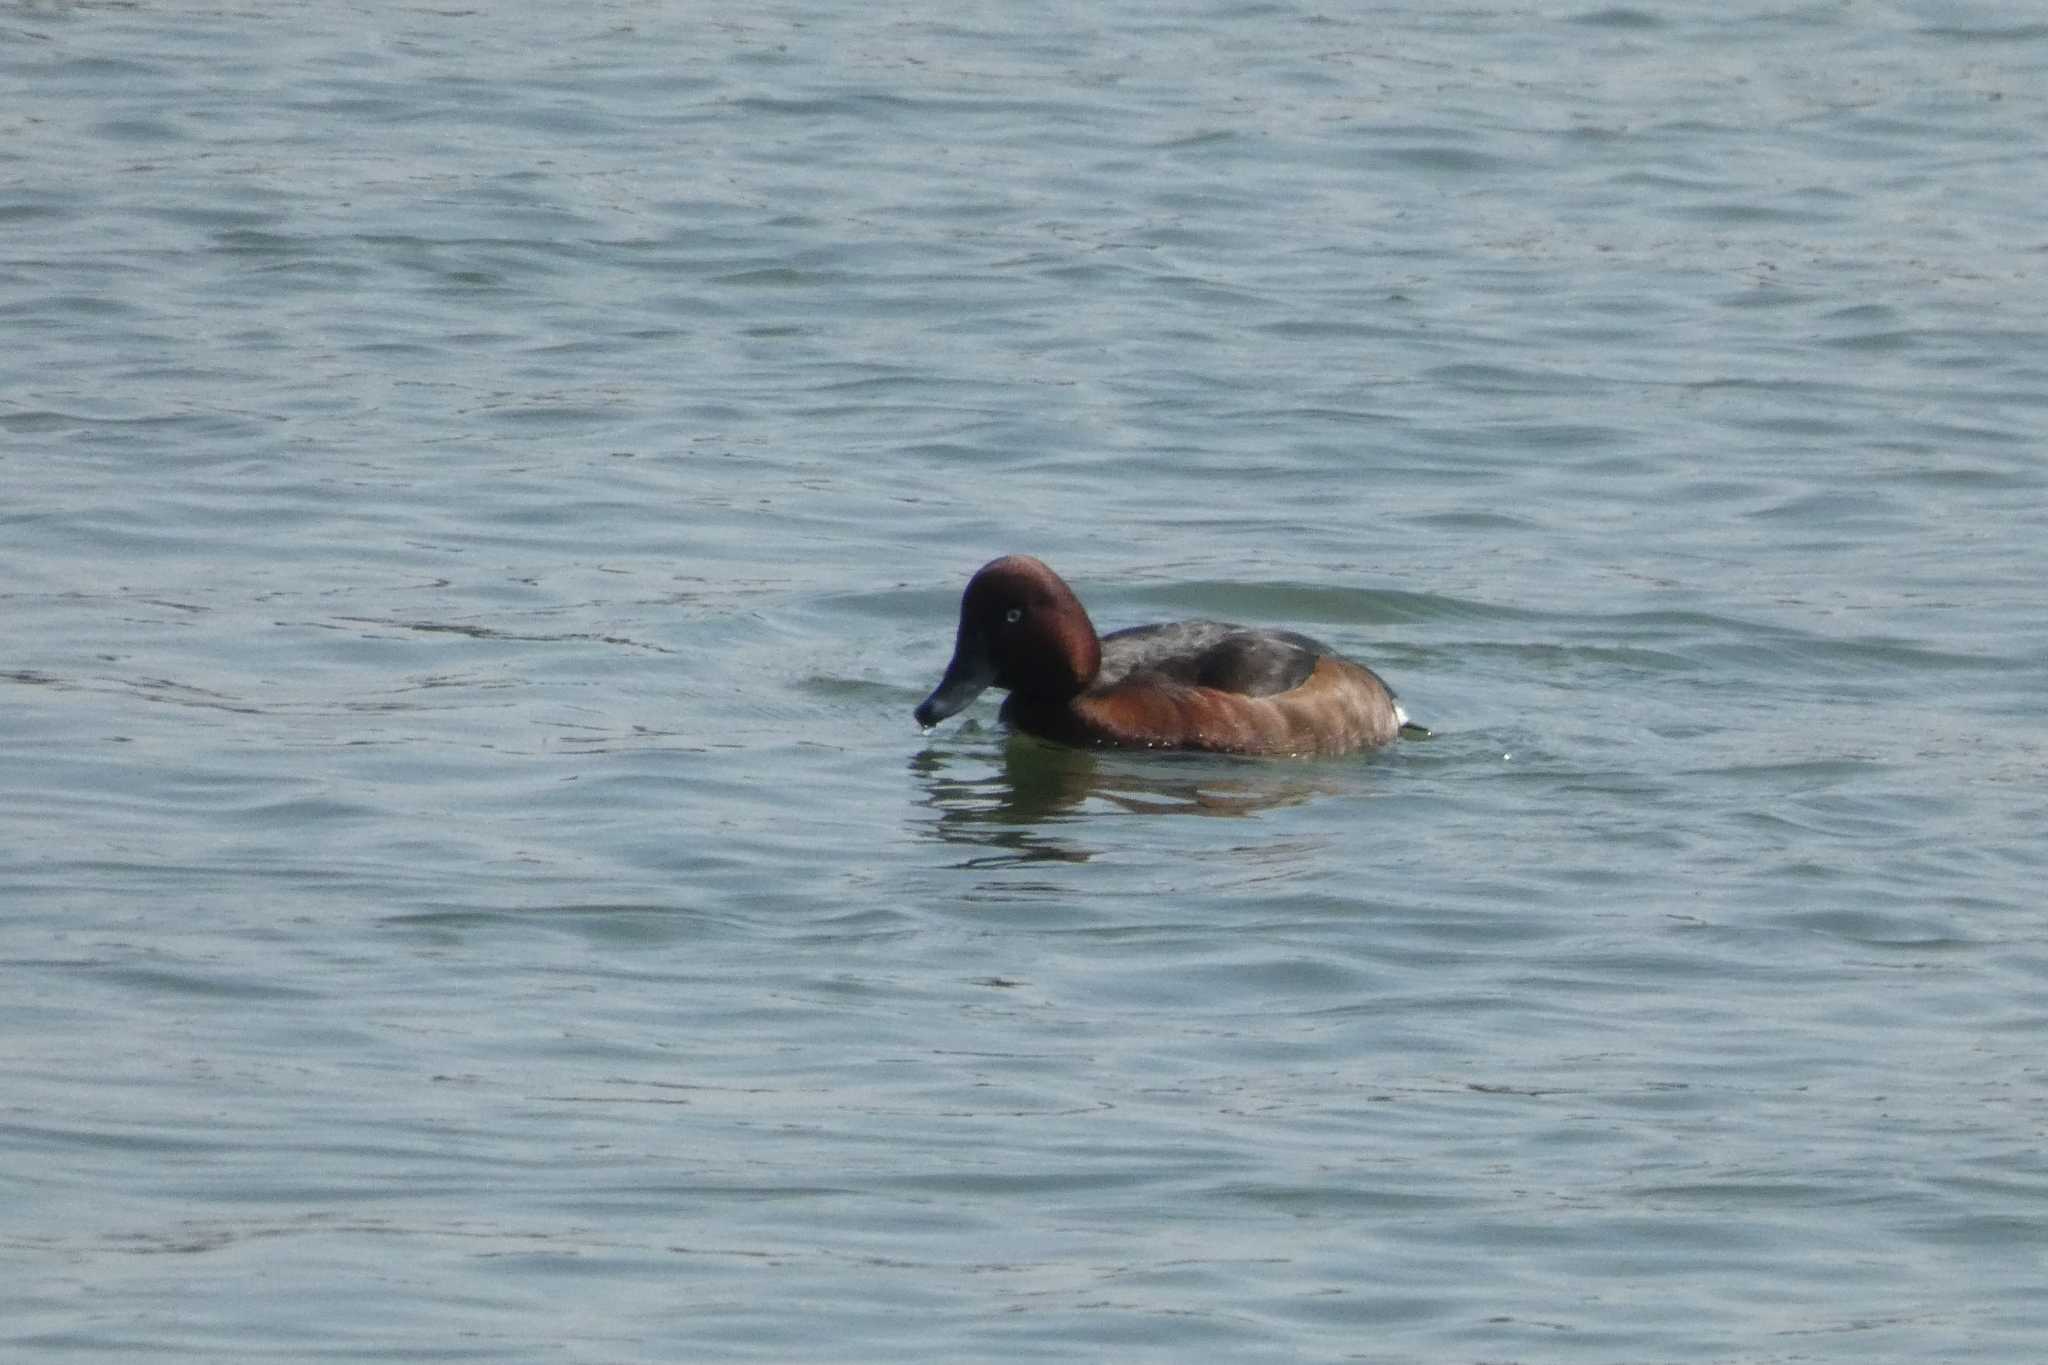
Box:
913, 555, 1413, 756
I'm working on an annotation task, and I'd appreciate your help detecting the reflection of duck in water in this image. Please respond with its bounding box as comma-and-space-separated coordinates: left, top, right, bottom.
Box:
913, 735, 1338, 836
915, 556, 1418, 757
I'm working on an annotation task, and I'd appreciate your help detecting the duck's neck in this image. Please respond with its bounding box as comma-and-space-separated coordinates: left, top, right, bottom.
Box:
1039, 611, 1100, 699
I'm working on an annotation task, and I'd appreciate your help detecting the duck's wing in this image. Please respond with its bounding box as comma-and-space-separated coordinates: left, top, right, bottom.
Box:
1097, 622, 1324, 698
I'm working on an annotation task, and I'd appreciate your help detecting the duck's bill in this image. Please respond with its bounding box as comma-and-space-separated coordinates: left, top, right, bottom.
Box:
913, 646, 995, 729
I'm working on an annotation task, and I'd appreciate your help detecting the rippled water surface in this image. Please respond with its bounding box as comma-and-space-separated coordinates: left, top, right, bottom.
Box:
6, 2, 2047, 1360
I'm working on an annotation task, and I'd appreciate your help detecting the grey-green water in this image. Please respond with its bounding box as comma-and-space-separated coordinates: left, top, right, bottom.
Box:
5, 2, 2046, 1360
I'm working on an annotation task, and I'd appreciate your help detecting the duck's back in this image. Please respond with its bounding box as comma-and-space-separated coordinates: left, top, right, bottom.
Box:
1094, 621, 1323, 698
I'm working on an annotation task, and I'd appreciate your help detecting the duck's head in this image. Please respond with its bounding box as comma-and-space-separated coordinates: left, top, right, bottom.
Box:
914, 555, 1103, 728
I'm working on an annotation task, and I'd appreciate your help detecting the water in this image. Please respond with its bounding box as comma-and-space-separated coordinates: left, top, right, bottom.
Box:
5, 1, 2046, 1360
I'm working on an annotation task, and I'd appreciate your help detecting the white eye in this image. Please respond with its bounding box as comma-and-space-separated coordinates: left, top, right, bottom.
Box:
1004, 607, 1023, 624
